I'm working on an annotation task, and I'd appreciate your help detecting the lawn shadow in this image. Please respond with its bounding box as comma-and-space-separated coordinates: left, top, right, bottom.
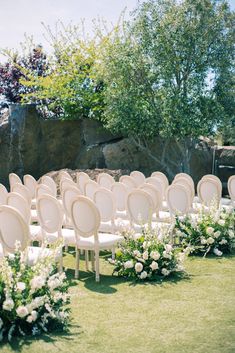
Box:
0, 323, 81, 351
128, 271, 191, 287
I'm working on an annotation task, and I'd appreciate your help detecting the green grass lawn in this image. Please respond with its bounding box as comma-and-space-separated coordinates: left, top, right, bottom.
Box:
1, 251, 235, 353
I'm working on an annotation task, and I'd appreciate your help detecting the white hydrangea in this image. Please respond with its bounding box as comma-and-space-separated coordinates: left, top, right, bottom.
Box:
139, 271, 147, 279
124, 260, 134, 269
3, 298, 14, 311
150, 261, 159, 271
31, 276, 46, 291
150, 251, 160, 261
16, 306, 29, 318
161, 268, 170, 276
135, 262, 143, 273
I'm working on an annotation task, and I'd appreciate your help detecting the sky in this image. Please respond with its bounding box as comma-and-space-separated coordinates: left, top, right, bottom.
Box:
0, 0, 234, 59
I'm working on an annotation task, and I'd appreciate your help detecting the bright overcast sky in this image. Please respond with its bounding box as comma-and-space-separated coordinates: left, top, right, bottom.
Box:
0, 0, 234, 58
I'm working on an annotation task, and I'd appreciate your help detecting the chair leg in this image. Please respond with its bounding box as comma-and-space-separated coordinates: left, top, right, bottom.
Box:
95, 249, 100, 282
85, 250, 89, 271
91, 251, 95, 271
75, 247, 80, 279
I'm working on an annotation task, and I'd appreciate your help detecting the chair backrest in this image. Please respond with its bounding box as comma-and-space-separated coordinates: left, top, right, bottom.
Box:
41, 175, 57, 197
228, 175, 235, 201
119, 175, 137, 191
127, 189, 154, 225
151, 171, 169, 190
77, 172, 90, 194
7, 192, 31, 224
175, 173, 194, 184
111, 182, 128, 211
23, 174, 37, 199
84, 180, 100, 200
130, 171, 145, 187
94, 188, 116, 223
166, 184, 191, 216
0, 205, 29, 253
36, 194, 64, 234
71, 196, 100, 239
197, 178, 221, 207
139, 183, 161, 214
201, 175, 222, 195
62, 186, 82, 220
0, 184, 8, 205
60, 170, 73, 181
173, 177, 194, 203
9, 173, 22, 191
145, 177, 164, 204
60, 178, 78, 194
12, 183, 31, 206
35, 184, 54, 198
97, 173, 115, 190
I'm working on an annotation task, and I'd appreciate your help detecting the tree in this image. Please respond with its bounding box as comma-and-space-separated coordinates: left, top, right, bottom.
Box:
101, 0, 235, 173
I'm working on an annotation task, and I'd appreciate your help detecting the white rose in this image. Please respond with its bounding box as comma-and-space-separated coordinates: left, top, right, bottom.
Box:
213, 248, 223, 256
135, 262, 143, 273
139, 271, 148, 279
161, 268, 170, 276
3, 298, 14, 311
163, 251, 172, 259
228, 230, 234, 239
214, 231, 221, 238
207, 237, 215, 245
143, 251, 148, 260
124, 260, 134, 269
206, 227, 214, 235
150, 261, 159, 271
8, 254, 15, 261
133, 250, 141, 258
150, 251, 160, 261
201, 238, 207, 245
31, 276, 45, 291
165, 244, 172, 253
16, 306, 29, 318
218, 219, 225, 226
219, 238, 227, 245
16, 282, 26, 292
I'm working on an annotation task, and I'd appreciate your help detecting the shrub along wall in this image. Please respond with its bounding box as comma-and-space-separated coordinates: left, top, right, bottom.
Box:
0, 104, 234, 190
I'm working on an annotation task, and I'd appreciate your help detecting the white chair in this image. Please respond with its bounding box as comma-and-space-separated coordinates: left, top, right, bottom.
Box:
9, 173, 22, 191
62, 186, 82, 226
228, 175, 235, 204
23, 174, 37, 199
94, 188, 117, 234
173, 177, 195, 204
6, 192, 41, 240
97, 173, 115, 190
71, 196, 123, 281
0, 184, 8, 205
126, 189, 154, 230
151, 171, 169, 190
111, 182, 128, 219
41, 175, 57, 197
0, 205, 61, 267
84, 180, 100, 200
139, 183, 161, 217
77, 172, 90, 194
12, 183, 31, 206
145, 177, 164, 208
197, 178, 221, 207
35, 184, 54, 198
60, 178, 78, 195
166, 184, 191, 218
119, 175, 137, 190
60, 170, 73, 181
175, 173, 194, 185
130, 171, 145, 186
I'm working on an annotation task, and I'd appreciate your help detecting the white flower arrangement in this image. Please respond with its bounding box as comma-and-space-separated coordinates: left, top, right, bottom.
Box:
110, 228, 188, 280
0, 243, 70, 342
175, 206, 235, 257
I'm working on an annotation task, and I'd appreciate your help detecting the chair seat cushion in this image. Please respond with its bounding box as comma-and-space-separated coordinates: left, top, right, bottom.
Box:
77, 233, 123, 250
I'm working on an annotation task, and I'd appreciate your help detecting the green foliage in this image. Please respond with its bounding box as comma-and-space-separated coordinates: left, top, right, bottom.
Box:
101, 0, 235, 139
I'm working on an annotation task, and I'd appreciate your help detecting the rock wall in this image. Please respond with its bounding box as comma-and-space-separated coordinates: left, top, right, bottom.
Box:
0, 104, 234, 190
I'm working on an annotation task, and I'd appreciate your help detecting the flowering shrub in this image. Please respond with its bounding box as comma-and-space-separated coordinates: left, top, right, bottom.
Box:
175, 207, 235, 257
110, 229, 188, 280
0, 245, 70, 342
